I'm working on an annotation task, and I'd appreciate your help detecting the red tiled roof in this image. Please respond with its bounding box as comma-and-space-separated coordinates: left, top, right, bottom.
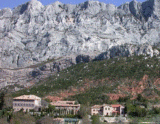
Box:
111, 104, 121, 107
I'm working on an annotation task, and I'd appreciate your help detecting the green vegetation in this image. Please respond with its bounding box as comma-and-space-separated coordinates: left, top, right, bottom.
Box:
46, 104, 55, 114
129, 115, 160, 123
10, 111, 36, 124
0, 92, 81, 123
67, 85, 117, 105
127, 104, 147, 117
12, 55, 160, 98
91, 115, 101, 124
10, 55, 160, 123
36, 116, 53, 124
0, 92, 5, 110
1, 55, 160, 123
119, 94, 160, 120
82, 115, 91, 124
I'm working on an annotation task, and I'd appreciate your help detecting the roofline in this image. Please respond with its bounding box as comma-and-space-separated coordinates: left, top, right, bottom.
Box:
13, 95, 41, 100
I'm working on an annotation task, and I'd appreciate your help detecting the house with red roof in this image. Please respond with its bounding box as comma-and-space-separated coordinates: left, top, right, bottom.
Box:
91, 104, 125, 116
111, 104, 125, 116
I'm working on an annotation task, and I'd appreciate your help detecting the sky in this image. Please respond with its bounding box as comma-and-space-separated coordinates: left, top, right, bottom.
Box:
0, 0, 146, 10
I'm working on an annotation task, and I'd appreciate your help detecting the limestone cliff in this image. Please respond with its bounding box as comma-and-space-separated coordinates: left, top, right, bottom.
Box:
0, 0, 160, 89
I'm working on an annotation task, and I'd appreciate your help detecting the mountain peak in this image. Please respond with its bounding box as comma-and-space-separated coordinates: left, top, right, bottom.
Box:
29, 0, 41, 4
28, 0, 43, 10
12, 0, 44, 15
54, 1, 63, 5
1, 0, 160, 69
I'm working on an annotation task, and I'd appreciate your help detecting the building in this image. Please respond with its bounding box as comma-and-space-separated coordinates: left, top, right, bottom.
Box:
13, 95, 41, 112
91, 104, 125, 116
91, 105, 103, 115
103, 104, 113, 116
153, 104, 160, 108
111, 104, 125, 115
91, 104, 113, 116
50, 101, 80, 115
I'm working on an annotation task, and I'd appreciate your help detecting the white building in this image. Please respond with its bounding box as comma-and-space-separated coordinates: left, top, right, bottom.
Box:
50, 101, 80, 115
91, 104, 125, 116
102, 104, 113, 116
91, 105, 103, 115
13, 95, 41, 112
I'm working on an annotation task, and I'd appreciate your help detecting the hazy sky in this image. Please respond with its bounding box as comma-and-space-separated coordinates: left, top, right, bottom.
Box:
0, 0, 146, 10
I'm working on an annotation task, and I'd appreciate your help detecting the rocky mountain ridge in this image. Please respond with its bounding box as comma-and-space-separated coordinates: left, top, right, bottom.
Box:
0, 0, 160, 89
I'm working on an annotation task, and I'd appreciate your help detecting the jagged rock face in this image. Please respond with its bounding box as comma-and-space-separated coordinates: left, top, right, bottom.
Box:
0, 58, 74, 90
0, 0, 160, 69
95, 44, 159, 60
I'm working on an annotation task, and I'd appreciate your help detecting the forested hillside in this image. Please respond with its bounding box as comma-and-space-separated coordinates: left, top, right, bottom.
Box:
12, 55, 160, 104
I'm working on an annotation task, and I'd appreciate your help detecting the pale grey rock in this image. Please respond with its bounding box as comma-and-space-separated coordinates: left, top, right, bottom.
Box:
118, 2, 130, 14
0, 57, 73, 90
129, 0, 142, 20
94, 44, 157, 60
153, 49, 160, 56
154, 0, 160, 19
0, 0, 160, 85
0, 8, 12, 18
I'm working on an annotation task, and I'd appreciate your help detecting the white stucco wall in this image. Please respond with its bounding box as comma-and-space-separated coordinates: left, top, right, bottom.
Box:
35, 99, 41, 106
91, 108, 101, 115
103, 106, 113, 116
